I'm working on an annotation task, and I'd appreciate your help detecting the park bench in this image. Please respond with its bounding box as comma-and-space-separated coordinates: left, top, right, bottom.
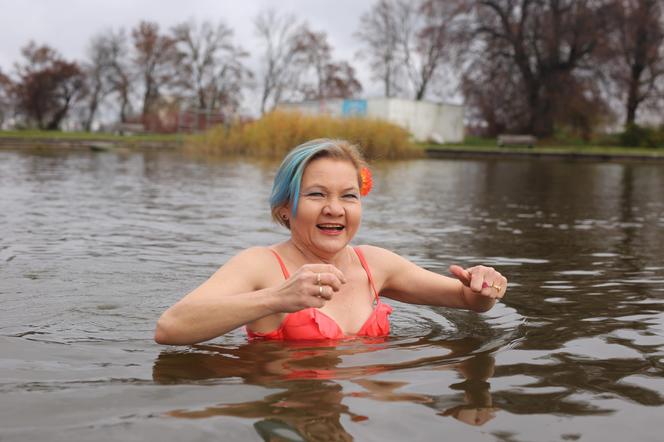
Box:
114, 122, 145, 135
497, 134, 536, 148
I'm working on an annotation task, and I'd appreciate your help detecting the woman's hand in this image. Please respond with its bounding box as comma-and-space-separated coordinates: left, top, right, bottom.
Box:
449, 265, 507, 310
271, 264, 347, 313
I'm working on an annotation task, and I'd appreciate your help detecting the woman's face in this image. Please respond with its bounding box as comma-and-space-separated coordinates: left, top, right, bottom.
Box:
286, 157, 362, 256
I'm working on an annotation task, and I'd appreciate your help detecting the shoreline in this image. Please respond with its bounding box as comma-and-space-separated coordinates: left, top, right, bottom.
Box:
425, 146, 664, 162
0, 136, 182, 150
2, 135, 663, 162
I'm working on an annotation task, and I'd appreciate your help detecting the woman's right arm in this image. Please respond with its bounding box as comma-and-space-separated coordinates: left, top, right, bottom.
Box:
154, 247, 345, 345
154, 247, 280, 345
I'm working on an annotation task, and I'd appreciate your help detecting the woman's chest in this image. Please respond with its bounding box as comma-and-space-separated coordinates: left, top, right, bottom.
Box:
316, 269, 376, 332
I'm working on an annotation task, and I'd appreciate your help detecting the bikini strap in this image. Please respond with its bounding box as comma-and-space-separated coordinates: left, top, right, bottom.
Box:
353, 247, 379, 301
269, 249, 290, 279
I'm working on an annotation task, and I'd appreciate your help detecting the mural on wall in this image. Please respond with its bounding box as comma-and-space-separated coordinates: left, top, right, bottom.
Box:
342, 99, 367, 117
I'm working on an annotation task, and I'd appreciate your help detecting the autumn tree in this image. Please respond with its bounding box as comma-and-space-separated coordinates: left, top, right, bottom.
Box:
319, 61, 362, 99
461, 48, 526, 136
465, 0, 613, 137
12, 42, 87, 130
608, 0, 664, 126
171, 20, 252, 118
0, 68, 12, 127
131, 21, 177, 120
293, 26, 362, 100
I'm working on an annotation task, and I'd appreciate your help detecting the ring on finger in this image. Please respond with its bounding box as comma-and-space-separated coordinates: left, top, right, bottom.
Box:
316, 273, 321, 285
490, 281, 502, 291
319, 285, 323, 296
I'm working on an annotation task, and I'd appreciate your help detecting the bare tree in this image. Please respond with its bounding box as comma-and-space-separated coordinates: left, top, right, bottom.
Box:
405, 0, 467, 100
468, 0, 613, 137
103, 29, 133, 123
81, 33, 114, 130
319, 61, 363, 99
608, 0, 664, 126
356, 0, 462, 100
293, 26, 363, 100
355, 0, 403, 97
462, 46, 528, 136
12, 42, 87, 130
0, 68, 13, 127
131, 21, 177, 120
293, 27, 332, 99
171, 20, 252, 117
254, 9, 304, 114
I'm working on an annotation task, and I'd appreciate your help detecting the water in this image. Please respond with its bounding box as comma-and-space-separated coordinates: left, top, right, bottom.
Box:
1, 148, 663, 441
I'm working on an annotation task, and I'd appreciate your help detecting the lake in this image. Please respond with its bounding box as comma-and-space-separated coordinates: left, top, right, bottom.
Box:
1, 147, 663, 441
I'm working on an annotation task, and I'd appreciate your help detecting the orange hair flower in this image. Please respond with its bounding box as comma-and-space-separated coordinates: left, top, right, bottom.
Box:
360, 167, 373, 196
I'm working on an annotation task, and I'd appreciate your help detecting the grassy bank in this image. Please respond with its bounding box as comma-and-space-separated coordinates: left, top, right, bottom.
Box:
424, 136, 664, 158
5, 128, 663, 160
186, 110, 421, 160
0, 130, 183, 143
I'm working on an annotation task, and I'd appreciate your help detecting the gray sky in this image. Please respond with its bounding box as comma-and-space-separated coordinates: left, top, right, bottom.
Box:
0, 0, 377, 113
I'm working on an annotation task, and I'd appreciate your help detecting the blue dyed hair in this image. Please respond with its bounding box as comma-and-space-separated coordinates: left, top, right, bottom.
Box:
270, 138, 366, 228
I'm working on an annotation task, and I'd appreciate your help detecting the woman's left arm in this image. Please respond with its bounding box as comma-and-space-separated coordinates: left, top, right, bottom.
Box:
362, 246, 507, 312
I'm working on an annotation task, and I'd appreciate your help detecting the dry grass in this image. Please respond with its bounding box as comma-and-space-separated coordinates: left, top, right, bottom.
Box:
186, 110, 421, 160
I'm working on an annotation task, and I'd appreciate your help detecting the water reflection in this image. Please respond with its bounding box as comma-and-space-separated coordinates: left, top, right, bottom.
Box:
153, 337, 499, 438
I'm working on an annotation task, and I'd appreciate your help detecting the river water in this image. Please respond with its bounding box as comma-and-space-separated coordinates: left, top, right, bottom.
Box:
1, 148, 663, 441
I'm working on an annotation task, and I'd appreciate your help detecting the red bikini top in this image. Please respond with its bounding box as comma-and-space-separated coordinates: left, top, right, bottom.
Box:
246, 247, 392, 341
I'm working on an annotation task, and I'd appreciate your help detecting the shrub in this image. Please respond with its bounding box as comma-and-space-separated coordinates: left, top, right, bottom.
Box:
619, 124, 664, 148
186, 110, 421, 160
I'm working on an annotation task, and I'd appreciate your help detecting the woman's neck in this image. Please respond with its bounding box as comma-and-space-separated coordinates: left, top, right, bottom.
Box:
287, 239, 351, 268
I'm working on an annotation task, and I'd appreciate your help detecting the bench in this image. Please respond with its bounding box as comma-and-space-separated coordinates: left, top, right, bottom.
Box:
497, 134, 536, 148
114, 123, 146, 135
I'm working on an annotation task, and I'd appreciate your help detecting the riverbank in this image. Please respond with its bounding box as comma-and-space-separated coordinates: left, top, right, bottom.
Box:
3, 130, 664, 162
0, 131, 183, 150
425, 143, 664, 162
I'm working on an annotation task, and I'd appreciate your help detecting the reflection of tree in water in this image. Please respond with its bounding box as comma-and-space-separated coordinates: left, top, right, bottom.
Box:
172, 381, 356, 442
457, 160, 664, 413
352, 351, 499, 427
152, 337, 501, 440
153, 340, 384, 441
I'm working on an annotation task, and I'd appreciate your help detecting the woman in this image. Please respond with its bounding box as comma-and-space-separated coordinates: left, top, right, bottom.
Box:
155, 139, 507, 345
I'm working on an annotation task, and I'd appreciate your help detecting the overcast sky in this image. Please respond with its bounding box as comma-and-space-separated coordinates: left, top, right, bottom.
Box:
0, 0, 378, 113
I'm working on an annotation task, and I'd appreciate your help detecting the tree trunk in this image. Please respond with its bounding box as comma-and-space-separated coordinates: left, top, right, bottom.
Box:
46, 100, 70, 130
384, 69, 391, 97
625, 23, 648, 126
84, 89, 101, 131
625, 77, 640, 126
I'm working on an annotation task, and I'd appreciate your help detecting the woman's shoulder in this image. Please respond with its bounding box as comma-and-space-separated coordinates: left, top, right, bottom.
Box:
353, 244, 402, 266
229, 246, 280, 265
219, 246, 283, 277
217, 246, 285, 290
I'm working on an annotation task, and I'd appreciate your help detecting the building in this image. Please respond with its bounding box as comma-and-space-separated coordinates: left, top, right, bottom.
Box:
278, 97, 464, 143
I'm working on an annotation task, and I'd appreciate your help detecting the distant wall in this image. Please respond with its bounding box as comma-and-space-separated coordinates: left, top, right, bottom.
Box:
278, 98, 464, 143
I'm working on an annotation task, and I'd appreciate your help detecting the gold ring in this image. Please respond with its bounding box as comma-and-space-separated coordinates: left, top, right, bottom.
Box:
319, 285, 323, 295
491, 282, 501, 291
316, 273, 321, 285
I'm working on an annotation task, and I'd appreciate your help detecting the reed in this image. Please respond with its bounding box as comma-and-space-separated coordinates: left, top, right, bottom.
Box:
186, 110, 421, 160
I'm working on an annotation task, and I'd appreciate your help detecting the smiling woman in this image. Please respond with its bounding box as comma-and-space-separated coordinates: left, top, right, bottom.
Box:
154, 138, 508, 345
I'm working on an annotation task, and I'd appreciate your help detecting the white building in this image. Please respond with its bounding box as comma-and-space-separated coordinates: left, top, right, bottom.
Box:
278, 97, 464, 143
